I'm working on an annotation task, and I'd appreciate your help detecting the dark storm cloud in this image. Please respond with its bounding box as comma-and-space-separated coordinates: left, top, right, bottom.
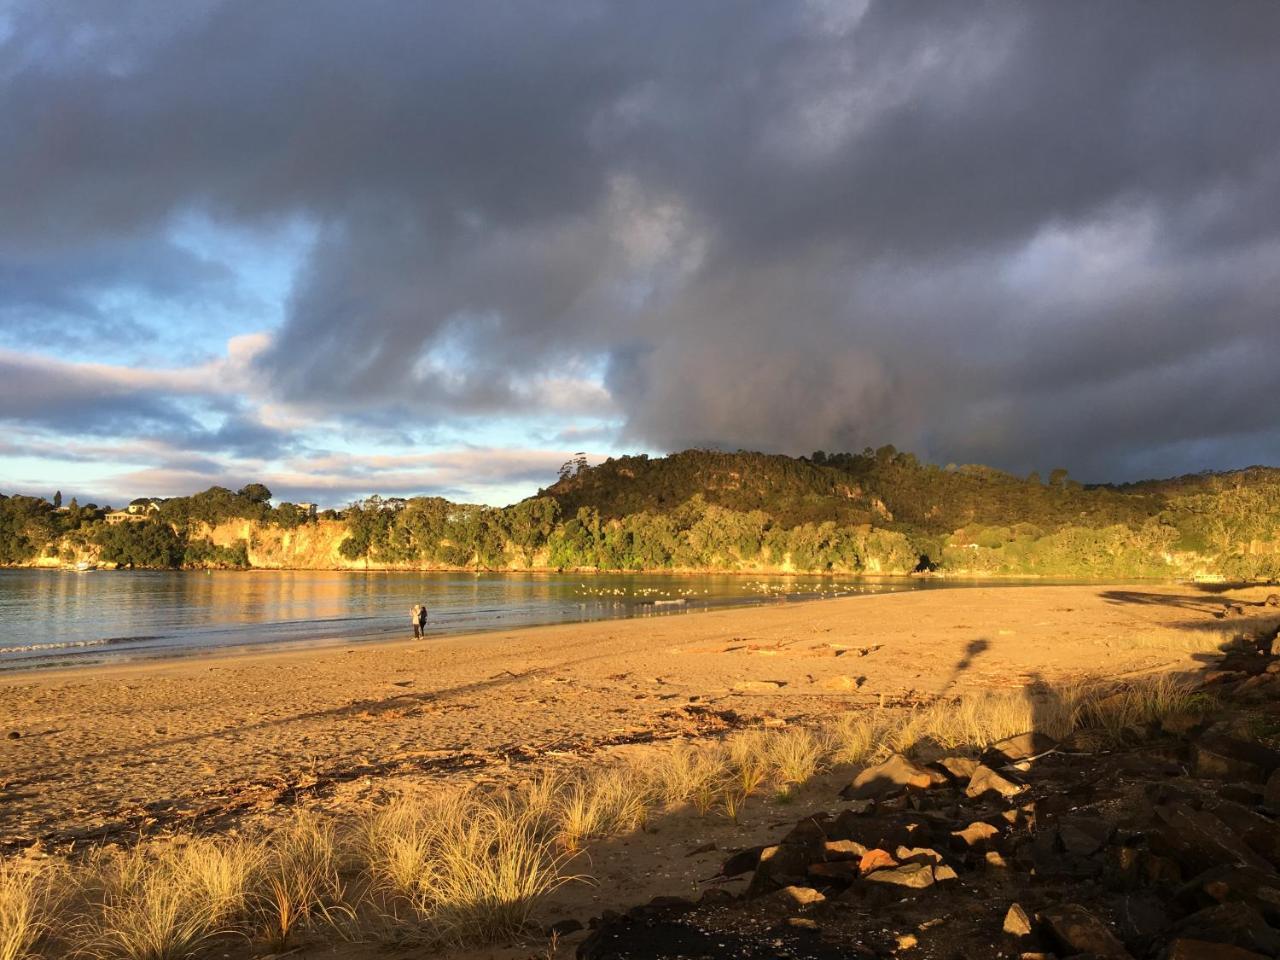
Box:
3, 1, 1279, 479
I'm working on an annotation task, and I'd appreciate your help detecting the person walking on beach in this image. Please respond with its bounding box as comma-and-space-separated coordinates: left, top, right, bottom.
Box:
411, 603, 424, 639
417, 601, 428, 638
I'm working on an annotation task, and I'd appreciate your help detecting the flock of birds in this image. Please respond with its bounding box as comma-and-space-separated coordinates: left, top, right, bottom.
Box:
569, 579, 865, 605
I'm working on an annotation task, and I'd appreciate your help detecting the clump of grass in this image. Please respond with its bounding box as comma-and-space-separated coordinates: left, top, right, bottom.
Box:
78, 838, 258, 960
254, 812, 346, 951
1076, 674, 1210, 740
725, 730, 770, 795
358, 787, 574, 946
556, 780, 607, 852
1, 858, 59, 960
427, 802, 573, 945
588, 766, 652, 836
767, 727, 826, 793
826, 712, 892, 766
651, 743, 727, 810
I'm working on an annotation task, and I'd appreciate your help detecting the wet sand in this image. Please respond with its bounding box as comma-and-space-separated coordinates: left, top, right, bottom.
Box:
1, 581, 1267, 854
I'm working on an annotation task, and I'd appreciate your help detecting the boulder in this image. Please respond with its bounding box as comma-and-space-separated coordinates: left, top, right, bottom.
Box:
1172, 902, 1280, 955
841, 754, 947, 801
1207, 799, 1280, 867
782, 815, 832, 846
1037, 903, 1134, 959
966, 764, 1025, 799
1154, 803, 1274, 874
1192, 736, 1280, 784
935, 756, 981, 781
862, 862, 934, 889
747, 844, 812, 895
1177, 865, 1280, 925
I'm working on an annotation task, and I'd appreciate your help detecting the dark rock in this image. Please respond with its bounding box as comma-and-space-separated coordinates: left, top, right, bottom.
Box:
746, 844, 812, 895
1163, 939, 1269, 959
6, 731, 19, 740
1207, 799, 1280, 867
1154, 803, 1274, 874
721, 844, 767, 877
782, 814, 831, 846
966, 764, 1026, 799
987, 731, 1058, 764
1219, 784, 1266, 807
1108, 844, 1146, 890
1059, 817, 1112, 857
1192, 736, 1280, 784
841, 753, 947, 801
862, 862, 934, 889
1038, 904, 1134, 959
807, 860, 861, 883
1176, 865, 1280, 925
1115, 892, 1170, 949
1173, 902, 1280, 955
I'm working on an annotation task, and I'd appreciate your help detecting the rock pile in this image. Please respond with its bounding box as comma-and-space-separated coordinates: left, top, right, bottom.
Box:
579, 621, 1280, 959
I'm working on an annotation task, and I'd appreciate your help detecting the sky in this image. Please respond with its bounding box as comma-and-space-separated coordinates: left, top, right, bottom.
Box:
2, 1, 1278, 508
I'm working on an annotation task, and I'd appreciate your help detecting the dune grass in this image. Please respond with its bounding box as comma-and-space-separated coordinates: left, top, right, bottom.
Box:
6, 669, 1221, 957
0, 859, 58, 960
76, 840, 257, 960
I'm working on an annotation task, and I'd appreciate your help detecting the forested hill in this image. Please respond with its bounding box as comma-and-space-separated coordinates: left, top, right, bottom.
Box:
539, 448, 1264, 538
3, 449, 1279, 578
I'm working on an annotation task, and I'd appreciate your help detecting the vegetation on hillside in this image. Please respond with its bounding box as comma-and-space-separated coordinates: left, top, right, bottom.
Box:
2, 449, 1278, 576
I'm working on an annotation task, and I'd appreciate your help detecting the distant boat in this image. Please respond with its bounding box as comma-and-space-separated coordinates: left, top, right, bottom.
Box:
73, 561, 96, 572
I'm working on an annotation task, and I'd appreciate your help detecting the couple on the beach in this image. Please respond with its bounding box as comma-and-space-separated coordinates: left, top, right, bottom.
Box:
410, 602, 429, 638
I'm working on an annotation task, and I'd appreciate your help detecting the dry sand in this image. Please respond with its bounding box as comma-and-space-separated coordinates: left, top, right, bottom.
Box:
0, 582, 1261, 854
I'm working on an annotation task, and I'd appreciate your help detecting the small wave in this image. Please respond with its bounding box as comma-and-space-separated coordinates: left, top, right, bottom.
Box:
0, 634, 165, 655
0, 637, 113, 655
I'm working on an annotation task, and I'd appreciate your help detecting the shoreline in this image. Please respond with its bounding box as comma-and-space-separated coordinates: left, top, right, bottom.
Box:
0, 572, 1207, 678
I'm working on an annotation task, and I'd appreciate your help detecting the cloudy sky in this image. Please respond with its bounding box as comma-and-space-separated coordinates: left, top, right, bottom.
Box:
2, 2, 1278, 507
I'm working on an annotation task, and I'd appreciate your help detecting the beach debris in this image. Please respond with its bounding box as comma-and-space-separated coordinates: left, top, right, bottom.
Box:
732, 679, 787, 693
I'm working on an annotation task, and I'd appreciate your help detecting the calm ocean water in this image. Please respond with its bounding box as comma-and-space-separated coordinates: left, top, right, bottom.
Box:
0, 569, 968, 670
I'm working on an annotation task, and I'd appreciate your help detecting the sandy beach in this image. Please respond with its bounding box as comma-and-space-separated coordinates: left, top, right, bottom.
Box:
1, 581, 1266, 855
